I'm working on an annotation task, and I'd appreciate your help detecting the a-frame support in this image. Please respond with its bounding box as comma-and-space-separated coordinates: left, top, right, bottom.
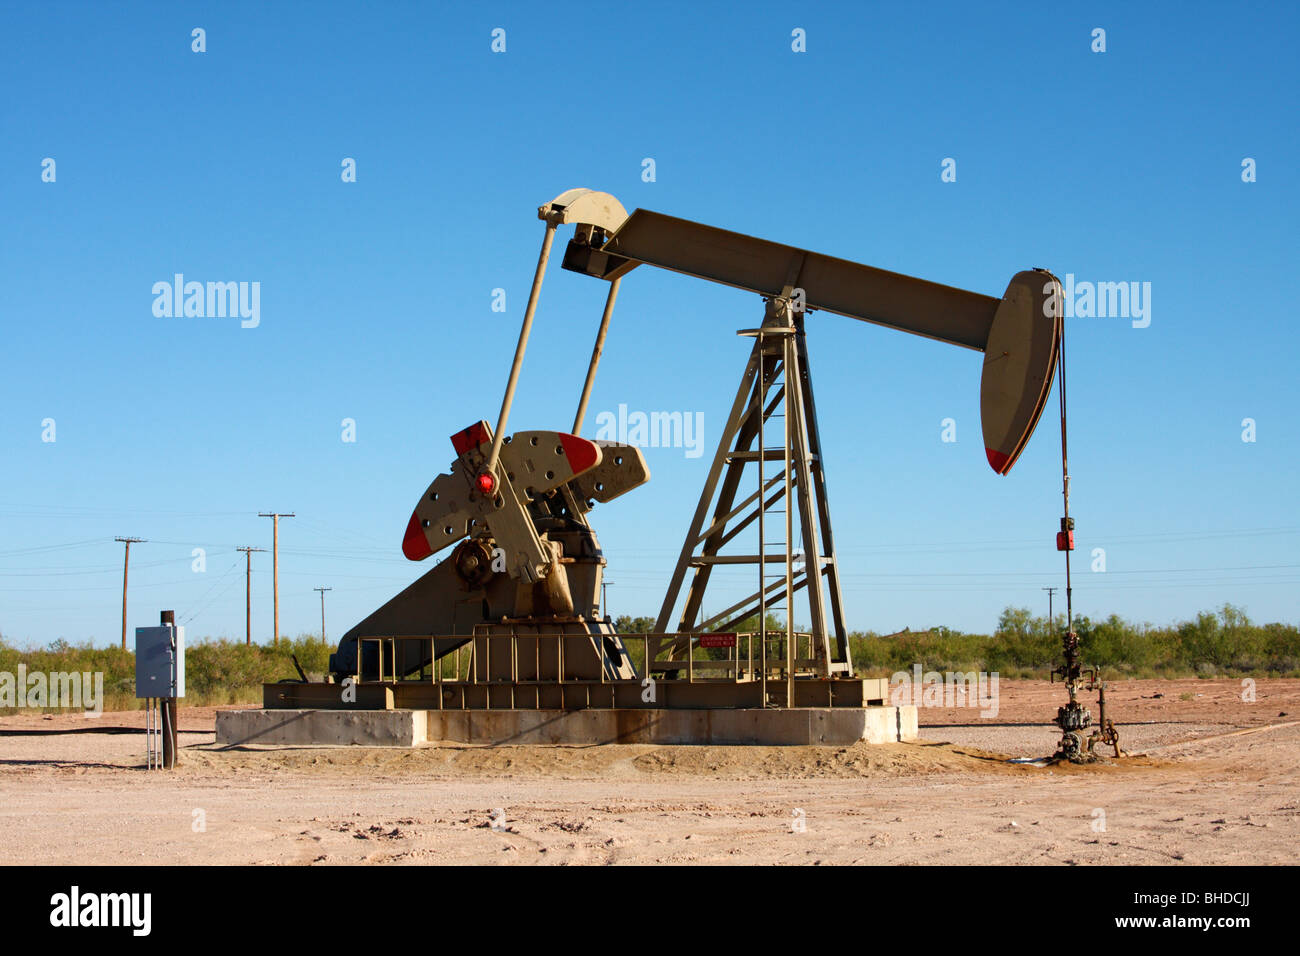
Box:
653, 294, 852, 677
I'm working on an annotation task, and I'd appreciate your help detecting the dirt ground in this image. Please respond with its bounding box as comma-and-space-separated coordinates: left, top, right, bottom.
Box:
1, 678, 1296, 865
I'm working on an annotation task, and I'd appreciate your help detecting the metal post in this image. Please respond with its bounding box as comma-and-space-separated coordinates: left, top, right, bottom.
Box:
784, 329, 833, 676
160, 609, 177, 770
755, 343, 767, 706
573, 277, 621, 434
485, 222, 556, 476
783, 333, 795, 708
114, 537, 145, 650
792, 315, 850, 670
258, 513, 294, 644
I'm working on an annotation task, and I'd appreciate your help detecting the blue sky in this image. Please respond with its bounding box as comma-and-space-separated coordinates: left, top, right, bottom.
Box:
2, 1, 1297, 647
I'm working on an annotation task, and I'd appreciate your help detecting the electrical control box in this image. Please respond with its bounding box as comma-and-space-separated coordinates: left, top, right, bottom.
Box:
135, 625, 185, 698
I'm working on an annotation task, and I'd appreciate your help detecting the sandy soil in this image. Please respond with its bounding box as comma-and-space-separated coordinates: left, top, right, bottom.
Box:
1, 679, 1296, 865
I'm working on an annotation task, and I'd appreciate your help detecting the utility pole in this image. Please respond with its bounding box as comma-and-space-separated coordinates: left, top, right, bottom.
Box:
314, 587, 332, 644
601, 580, 613, 621
114, 536, 146, 650
237, 547, 266, 646
1042, 586, 1058, 626
160, 609, 178, 769
258, 513, 294, 644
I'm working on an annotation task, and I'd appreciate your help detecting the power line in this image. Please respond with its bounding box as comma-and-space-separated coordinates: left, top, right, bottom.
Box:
178, 560, 242, 626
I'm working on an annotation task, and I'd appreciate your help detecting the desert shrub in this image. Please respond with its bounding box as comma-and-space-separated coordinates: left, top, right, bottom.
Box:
847, 605, 1300, 679
0, 632, 330, 712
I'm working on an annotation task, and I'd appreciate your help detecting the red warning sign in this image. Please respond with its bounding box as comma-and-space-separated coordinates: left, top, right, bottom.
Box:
698, 633, 737, 648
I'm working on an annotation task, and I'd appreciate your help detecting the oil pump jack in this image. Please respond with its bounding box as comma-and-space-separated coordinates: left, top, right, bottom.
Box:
298, 188, 1110, 752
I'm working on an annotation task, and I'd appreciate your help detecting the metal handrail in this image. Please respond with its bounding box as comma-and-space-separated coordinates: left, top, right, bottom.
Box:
354, 630, 819, 686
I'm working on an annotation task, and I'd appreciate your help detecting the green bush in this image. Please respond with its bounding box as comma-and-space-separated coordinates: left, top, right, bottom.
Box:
850, 604, 1300, 680
3, 604, 1297, 713
0, 632, 331, 713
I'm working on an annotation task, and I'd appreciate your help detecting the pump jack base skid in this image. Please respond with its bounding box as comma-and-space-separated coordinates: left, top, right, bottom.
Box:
264, 675, 890, 711
215, 678, 918, 748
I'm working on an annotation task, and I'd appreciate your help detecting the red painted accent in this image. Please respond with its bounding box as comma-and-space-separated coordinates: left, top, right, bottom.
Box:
985, 446, 1012, 474
1056, 530, 1075, 552
699, 633, 737, 649
402, 512, 432, 561
559, 433, 599, 474
476, 472, 496, 495
451, 421, 490, 456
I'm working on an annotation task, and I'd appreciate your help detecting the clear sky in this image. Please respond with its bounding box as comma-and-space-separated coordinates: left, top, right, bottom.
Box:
2, 1, 1297, 647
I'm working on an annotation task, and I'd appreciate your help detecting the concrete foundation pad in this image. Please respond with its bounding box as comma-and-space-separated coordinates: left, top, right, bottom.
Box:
216, 706, 918, 748
217, 708, 427, 747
